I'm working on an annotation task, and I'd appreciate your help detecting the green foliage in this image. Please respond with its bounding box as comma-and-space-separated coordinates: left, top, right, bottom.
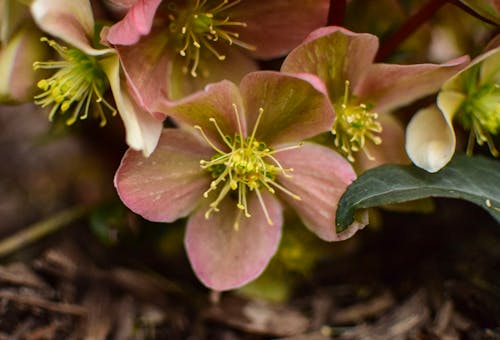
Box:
336, 155, 500, 232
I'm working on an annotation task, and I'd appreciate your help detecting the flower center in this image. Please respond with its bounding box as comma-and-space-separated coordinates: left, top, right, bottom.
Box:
195, 105, 301, 229
457, 65, 500, 156
166, 0, 255, 77
33, 38, 116, 127
332, 80, 382, 162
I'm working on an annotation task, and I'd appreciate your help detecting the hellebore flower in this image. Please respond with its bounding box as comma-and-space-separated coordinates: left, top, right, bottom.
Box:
281, 26, 469, 171
101, 0, 330, 110
30, 0, 163, 156
406, 37, 500, 173
115, 71, 366, 290
0, 0, 49, 103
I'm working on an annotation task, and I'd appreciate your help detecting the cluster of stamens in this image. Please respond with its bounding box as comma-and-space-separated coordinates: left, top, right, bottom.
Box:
194, 104, 301, 229
456, 65, 500, 156
332, 80, 382, 162
33, 38, 116, 127
167, 0, 255, 77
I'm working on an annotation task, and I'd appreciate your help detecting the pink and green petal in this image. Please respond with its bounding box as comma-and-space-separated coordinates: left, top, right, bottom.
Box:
31, 0, 112, 56
356, 56, 470, 113
115, 128, 213, 222
105, 0, 162, 45
100, 55, 163, 156
406, 103, 458, 173
273, 142, 364, 241
0, 0, 30, 44
281, 27, 378, 102
240, 71, 333, 145
157, 80, 246, 150
110, 31, 172, 112
230, 0, 329, 59
185, 191, 283, 291
356, 114, 408, 171
168, 45, 258, 101
0, 24, 49, 103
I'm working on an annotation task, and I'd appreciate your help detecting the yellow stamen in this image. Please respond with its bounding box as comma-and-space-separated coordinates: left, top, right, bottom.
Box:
332, 80, 382, 162
196, 105, 301, 226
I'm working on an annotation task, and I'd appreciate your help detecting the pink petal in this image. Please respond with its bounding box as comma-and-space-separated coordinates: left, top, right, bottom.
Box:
185, 191, 283, 291
156, 80, 246, 151
231, 0, 329, 59
282, 26, 379, 100
115, 128, 213, 222
31, 0, 108, 56
100, 54, 163, 156
167, 44, 258, 101
273, 142, 365, 241
357, 55, 470, 112
111, 32, 172, 112
105, 0, 161, 45
239, 71, 334, 145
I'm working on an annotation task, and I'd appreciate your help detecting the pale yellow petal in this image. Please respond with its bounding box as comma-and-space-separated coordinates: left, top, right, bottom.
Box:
406, 105, 457, 173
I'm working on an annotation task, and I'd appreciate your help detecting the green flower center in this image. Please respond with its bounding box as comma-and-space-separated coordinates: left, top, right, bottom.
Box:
332, 80, 382, 162
195, 105, 301, 229
166, 0, 255, 77
457, 65, 500, 156
33, 38, 116, 127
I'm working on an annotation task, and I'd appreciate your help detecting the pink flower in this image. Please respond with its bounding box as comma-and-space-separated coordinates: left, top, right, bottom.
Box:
30, 0, 163, 156
281, 26, 470, 171
101, 0, 330, 110
115, 71, 366, 290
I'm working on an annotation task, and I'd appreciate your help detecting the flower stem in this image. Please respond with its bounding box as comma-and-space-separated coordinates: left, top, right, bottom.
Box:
0, 206, 88, 258
376, 0, 448, 62
328, 0, 346, 26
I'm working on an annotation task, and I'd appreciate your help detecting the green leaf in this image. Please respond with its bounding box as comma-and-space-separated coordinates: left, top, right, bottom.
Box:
336, 155, 500, 232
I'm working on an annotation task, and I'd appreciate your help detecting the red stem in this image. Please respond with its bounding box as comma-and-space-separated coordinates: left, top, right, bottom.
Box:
328, 0, 347, 26
376, 0, 448, 62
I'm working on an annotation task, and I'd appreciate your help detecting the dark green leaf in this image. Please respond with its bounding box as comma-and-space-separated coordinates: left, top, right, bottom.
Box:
336, 155, 500, 232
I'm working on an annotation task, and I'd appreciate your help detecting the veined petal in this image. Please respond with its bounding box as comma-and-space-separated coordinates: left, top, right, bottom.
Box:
282, 26, 378, 101
240, 71, 333, 145
230, 0, 329, 59
110, 31, 172, 112
156, 80, 246, 150
105, 0, 162, 45
357, 55, 470, 112
31, 0, 112, 56
100, 55, 163, 156
185, 191, 283, 291
115, 128, 213, 222
0, 24, 49, 103
274, 142, 365, 241
356, 114, 408, 171
168, 45, 258, 102
406, 102, 459, 173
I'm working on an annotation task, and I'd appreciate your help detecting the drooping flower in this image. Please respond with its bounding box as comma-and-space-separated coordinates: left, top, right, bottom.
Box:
101, 0, 330, 111
115, 71, 366, 290
406, 36, 500, 173
30, 0, 163, 156
281, 26, 469, 171
0, 0, 49, 103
